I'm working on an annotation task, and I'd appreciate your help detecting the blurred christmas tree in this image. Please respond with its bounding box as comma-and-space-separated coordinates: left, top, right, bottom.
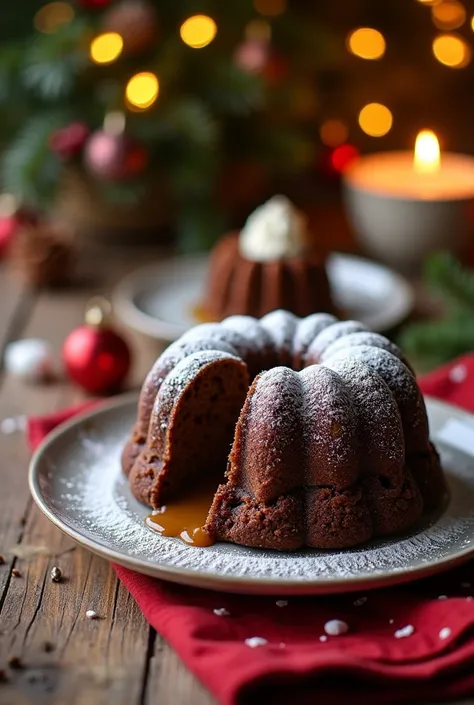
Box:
0, 0, 337, 249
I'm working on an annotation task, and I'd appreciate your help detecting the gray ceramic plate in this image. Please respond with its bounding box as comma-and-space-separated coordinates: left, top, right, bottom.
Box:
29, 395, 474, 595
113, 253, 414, 343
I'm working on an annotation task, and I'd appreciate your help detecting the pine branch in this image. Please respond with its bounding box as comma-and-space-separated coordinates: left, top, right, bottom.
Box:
399, 314, 474, 370
425, 251, 474, 314
1, 114, 67, 206
22, 20, 89, 100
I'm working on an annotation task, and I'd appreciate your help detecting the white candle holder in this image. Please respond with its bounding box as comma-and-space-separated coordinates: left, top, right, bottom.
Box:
342, 151, 474, 273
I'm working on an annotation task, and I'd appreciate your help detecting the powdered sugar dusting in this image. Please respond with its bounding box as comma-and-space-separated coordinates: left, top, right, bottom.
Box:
306, 320, 368, 363
34, 398, 474, 591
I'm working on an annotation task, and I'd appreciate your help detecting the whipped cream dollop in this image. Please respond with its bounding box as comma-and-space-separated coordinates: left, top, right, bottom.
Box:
239, 195, 309, 262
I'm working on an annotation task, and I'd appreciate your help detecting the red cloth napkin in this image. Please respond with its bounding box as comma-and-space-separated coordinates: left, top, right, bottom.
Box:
27, 355, 474, 705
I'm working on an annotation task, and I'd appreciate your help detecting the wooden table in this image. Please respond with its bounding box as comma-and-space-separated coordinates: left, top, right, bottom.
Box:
0, 247, 217, 705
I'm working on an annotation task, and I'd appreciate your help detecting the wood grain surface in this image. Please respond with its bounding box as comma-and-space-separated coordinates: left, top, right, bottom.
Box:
0, 248, 217, 705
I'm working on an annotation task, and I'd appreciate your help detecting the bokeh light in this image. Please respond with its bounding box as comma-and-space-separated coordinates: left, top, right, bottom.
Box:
90, 32, 123, 65
180, 15, 217, 49
331, 144, 359, 173
34, 2, 75, 34
432, 1, 466, 30
358, 103, 393, 137
417, 0, 442, 4
320, 119, 349, 147
347, 28, 386, 60
245, 19, 272, 42
432, 33, 471, 67
254, 0, 286, 16
126, 72, 159, 110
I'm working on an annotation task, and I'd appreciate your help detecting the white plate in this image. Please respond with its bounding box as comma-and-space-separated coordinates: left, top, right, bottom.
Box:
113, 253, 414, 344
30, 396, 474, 596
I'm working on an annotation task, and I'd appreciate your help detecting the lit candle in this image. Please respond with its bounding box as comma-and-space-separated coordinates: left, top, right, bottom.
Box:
343, 131, 474, 270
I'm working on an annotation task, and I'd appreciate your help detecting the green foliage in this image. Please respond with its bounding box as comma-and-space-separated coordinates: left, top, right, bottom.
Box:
399, 252, 474, 369
2, 114, 66, 205
0, 0, 334, 245
22, 20, 89, 100
424, 251, 474, 314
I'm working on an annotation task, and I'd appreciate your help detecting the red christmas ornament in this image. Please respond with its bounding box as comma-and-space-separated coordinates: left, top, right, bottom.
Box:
62, 298, 131, 394
84, 130, 147, 180
49, 122, 89, 160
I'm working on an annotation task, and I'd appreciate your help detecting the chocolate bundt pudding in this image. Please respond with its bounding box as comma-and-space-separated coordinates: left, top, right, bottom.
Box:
122, 311, 447, 551
202, 196, 337, 320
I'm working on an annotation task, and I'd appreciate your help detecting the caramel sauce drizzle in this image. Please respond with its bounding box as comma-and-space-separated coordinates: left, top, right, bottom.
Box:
145, 484, 216, 547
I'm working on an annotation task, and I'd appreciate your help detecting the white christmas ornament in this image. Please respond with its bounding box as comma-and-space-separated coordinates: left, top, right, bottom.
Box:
4, 339, 54, 382
239, 195, 309, 262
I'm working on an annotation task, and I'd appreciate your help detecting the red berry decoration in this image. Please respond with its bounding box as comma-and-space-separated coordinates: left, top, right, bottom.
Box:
63, 298, 131, 394
49, 122, 89, 160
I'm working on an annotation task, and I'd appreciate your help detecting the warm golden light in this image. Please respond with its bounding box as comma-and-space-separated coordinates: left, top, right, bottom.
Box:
34, 2, 75, 33
320, 119, 349, 147
90, 32, 123, 65
433, 33, 471, 67
347, 28, 386, 60
126, 72, 159, 110
180, 15, 217, 49
358, 103, 393, 137
414, 130, 441, 174
254, 0, 286, 15
417, 0, 442, 4
471, 15, 474, 30
432, 0, 466, 30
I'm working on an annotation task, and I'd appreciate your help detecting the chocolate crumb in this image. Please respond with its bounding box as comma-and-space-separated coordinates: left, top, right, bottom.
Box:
12, 569, 21, 578
50, 567, 62, 583
43, 641, 55, 653
0, 556, 5, 565
8, 655, 22, 669
0, 668, 7, 682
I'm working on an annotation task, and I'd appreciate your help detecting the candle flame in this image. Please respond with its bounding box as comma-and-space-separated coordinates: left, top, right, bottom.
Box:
414, 130, 441, 174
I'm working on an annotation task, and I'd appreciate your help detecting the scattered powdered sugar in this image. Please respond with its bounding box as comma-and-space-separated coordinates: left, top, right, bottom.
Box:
319, 635, 328, 642
324, 619, 349, 636
276, 600, 288, 607
439, 627, 451, 640
389, 619, 394, 624
353, 597, 367, 607
220, 315, 273, 356
321, 332, 404, 365
261, 310, 298, 362
86, 610, 99, 620
292, 314, 336, 366
213, 608, 230, 617
245, 637, 268, 648
394, 625, 414, 639
306, 320, 368, 363
438, 595, 448, 600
